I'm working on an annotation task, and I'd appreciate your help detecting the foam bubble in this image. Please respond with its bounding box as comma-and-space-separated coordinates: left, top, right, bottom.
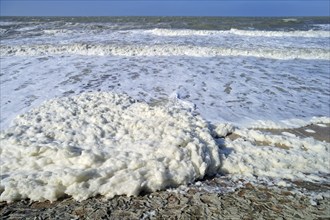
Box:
0, 92, 220, 202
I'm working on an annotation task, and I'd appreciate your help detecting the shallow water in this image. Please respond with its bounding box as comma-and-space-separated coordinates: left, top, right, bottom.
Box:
1, 17, 329, 129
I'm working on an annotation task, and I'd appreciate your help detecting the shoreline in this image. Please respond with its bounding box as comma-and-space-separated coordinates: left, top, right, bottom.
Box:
1, 176, 329, 219
228, 123, 330, 145
1, 125, 329, 219
258, 123, 330, 143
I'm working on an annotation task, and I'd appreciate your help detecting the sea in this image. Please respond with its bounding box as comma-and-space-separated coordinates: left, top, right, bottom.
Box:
0, 17, 329, 202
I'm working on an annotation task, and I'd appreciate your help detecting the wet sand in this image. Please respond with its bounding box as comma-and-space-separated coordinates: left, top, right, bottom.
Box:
228, 123, 330, 148
1, 177, 329, 219
260, 123, 330, 143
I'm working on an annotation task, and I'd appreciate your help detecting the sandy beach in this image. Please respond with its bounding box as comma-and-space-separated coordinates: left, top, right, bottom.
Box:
1, 172, 329, 219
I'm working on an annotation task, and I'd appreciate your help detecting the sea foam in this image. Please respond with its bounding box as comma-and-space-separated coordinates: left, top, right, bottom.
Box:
221, 129, 330, 182
0, 92, 220, 202
1, 92, 329, 202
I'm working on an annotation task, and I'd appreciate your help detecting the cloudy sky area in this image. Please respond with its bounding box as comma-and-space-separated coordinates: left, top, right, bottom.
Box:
0, 0, 329, 16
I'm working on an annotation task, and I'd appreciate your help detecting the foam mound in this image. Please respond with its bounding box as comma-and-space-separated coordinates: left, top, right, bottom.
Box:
0, 92, 221, 202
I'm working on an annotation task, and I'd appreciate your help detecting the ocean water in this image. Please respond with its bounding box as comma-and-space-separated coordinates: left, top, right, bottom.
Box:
0, 17, 329, 202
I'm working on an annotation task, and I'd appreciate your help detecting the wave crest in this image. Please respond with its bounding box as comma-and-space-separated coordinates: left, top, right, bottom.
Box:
1, 44, 329, 60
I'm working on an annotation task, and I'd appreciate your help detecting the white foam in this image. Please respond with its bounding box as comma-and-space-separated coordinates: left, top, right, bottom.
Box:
43, 29, 73, 35
1, 55, 329, 131
229, 29, 330, 38
1, 44, 329, 60
0, 21, 23, 26
281, 132, 297, 137
16, 26, 38, 32
146, 29, 217, 36
221, 129, 330, 182
147, 28, 330, 38
282, 18, 298, 22
305, 129, 316, 133
247, 117, 330, 129
168, 90, 196, 112
213, 123, 235, 138
0, 92, 220, 202
1, 92, 328, 202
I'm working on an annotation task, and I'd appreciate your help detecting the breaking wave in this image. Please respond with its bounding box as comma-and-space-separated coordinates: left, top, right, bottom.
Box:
146, 28, 330, 38
1, 44, 329, 60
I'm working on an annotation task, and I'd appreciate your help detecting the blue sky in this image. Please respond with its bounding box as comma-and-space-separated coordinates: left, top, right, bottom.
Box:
0, 0, 329, 17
